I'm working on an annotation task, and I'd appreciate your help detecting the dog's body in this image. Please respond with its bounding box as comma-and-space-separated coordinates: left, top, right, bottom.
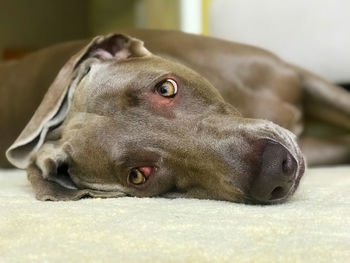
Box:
1, 30, 349, 203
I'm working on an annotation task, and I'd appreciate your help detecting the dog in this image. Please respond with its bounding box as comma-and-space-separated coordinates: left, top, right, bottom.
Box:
1, 29, 349, 204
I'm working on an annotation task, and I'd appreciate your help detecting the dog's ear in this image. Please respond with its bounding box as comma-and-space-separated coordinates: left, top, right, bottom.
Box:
6, 34, 150, 169
27, 164, 127, 201
27, 142, 127, 201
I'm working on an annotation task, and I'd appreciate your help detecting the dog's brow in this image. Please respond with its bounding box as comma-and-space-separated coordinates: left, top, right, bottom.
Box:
143, 72, 175, 89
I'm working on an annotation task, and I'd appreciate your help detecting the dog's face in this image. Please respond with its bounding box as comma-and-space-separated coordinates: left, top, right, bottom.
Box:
7, 34, 305, 203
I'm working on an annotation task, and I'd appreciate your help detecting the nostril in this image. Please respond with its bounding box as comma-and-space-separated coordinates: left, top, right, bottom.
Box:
270, 186, 285, 200
282, 153, 296, 176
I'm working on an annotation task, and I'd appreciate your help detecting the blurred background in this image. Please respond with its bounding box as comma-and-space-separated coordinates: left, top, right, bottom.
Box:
0, 0, 349, 87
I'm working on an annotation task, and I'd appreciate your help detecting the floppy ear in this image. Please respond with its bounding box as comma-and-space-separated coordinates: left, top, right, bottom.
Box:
6, 33, 150, 169
27, 164, 126, 201
25, 141, 127, 201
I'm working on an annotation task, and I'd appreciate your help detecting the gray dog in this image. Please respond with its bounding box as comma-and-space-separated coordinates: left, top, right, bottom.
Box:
1, 30, 349, 204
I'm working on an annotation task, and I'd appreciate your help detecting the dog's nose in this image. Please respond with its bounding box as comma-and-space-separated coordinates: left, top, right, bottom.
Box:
249, 140, 297, 203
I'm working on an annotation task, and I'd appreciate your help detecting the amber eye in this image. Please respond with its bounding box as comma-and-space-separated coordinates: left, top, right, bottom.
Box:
157, 79, 178, 98
128, 168, 146, 185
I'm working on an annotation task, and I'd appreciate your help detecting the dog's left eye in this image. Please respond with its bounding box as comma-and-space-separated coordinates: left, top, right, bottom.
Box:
128, 167, 152, 185
157, 79, 178, 98
128, 168, 146, 185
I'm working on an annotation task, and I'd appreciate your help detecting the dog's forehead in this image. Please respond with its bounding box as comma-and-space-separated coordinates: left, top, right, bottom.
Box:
67, 54, 232, 132
72, 55, 224, 112
88, 55, 208, 87
94, 57, 225, 105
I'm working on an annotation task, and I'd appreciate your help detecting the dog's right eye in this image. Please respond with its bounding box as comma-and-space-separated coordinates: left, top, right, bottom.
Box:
156, 79, 178, 98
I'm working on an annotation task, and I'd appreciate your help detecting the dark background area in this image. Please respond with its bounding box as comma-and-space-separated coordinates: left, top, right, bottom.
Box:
340, 84, 350, 91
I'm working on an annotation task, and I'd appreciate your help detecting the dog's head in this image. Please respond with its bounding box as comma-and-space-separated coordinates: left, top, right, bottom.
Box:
7, 34, 305, 204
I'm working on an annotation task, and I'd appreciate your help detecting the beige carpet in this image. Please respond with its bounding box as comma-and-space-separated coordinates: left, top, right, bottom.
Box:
0, 167, 350, 263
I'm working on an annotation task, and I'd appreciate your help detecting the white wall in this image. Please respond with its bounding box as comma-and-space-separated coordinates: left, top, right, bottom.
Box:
179, 0, 203, 34
210, 0, 350, 83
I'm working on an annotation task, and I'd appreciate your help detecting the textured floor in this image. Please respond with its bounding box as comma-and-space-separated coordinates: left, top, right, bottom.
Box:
0, 167, 350, 263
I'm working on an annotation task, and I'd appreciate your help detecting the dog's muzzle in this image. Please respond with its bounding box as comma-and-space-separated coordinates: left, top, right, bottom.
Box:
240, 120, 306, 204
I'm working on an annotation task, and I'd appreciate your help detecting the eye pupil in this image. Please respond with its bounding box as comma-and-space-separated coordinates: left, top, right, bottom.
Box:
160, 86, 169, 94
129, 168, 146, 185
130, 170, 139, 179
